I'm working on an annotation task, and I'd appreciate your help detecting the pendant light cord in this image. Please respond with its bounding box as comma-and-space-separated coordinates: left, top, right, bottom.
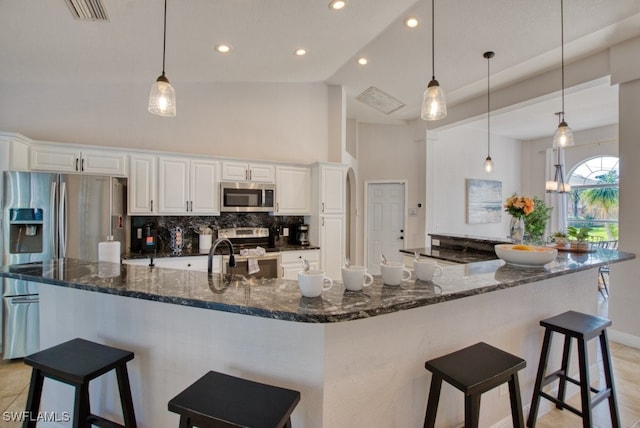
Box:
162, 0, 167, 76
560, 0, 565, 122
487, 54, 491, 157
431, 0, 435, 80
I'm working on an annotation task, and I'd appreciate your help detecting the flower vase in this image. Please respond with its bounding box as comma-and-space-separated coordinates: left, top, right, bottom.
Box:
509, 216, 525, 244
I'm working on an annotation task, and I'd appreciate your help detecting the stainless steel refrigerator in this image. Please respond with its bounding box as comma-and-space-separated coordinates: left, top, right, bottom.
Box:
1, 171, 126, 359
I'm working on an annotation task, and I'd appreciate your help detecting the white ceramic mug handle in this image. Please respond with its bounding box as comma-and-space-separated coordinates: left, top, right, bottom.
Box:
323, 277, 334, 291
402, 267, 412, 281
434, 265, 443, 277
363, 272, 374, 287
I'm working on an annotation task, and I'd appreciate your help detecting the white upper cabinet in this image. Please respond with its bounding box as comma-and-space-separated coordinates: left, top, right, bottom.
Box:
30, 144, 127, 176
0, 132, 30, 171
319, 164, 345, 214
128, 154, 157, 215
221, 161, 274, 183
275, 165, 311, 215
158, 156, 219, 215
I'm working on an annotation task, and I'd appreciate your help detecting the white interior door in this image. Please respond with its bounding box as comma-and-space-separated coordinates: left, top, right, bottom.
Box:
367, 182, 405, 275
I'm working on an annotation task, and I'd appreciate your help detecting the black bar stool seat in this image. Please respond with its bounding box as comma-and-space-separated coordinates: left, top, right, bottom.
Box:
423, 342, 526, 428
527, 310, 620, 428
23, 337, 137, 428
168, 370, 301, 428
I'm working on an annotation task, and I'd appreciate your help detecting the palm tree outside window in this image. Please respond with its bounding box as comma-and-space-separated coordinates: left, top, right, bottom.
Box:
566, 156, 619, 241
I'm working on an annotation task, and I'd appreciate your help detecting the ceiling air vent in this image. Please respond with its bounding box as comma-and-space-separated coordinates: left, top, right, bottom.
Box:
65, 0, 109, 21
356, 86, 405, 115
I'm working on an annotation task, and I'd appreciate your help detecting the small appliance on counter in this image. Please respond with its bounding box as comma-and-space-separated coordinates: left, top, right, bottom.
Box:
131, 222, 157, 254
289, 224, 309, 246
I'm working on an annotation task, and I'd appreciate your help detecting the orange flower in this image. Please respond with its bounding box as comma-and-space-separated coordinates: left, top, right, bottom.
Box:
504, 194, 534, 217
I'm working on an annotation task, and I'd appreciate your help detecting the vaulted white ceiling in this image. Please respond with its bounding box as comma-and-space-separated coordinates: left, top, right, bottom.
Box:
1, 0, 639, 139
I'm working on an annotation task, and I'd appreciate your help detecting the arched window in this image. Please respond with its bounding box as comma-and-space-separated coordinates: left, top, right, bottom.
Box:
567, 156, 619, 240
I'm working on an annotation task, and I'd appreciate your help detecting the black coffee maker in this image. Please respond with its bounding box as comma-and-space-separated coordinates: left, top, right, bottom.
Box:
289, 224, 309, 246
131, 222, 157, 253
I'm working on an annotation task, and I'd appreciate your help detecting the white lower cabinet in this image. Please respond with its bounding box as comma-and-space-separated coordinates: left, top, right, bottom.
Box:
280, 250, 320, 280
123, 256, 221, 272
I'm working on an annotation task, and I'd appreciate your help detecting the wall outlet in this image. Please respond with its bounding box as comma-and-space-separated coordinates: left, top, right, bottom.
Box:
282, 227, 289, 237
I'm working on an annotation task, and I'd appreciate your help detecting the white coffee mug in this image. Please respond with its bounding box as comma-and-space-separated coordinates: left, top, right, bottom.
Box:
380, 262, 412, 286
298, 270, 334, 298
342, 265, 374, 291
414, 259, 443, 282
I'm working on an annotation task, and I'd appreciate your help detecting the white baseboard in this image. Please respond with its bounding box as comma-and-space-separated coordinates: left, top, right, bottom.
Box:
609, 328, 640, 349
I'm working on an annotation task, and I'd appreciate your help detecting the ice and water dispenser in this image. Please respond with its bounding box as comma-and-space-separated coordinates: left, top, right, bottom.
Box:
8, 208, 44, 254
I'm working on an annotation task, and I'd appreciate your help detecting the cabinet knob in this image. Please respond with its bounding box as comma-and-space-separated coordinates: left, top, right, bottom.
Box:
75, 158, 79, 171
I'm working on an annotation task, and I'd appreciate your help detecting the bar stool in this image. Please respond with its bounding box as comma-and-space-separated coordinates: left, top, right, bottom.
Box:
23, 337, 137, 428
423, 342, 526, 428
527, 310, 620, 428
168, 370, 301, 428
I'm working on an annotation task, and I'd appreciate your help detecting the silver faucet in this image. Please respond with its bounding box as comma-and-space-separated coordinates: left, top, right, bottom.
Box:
208, 238, 237, 275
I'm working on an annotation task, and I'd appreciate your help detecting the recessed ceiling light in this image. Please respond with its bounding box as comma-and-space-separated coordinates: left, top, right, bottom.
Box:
357, 57, 368, 66
404, 17, 419, 28
294, 48, 307, 56
329, 0, 346, 10
215, 44, 232, 54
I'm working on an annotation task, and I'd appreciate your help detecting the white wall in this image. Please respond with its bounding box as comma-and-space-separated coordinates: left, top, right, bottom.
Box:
0, 81, 329, 164
427, 125, 522, 240
356, 123, 426, 265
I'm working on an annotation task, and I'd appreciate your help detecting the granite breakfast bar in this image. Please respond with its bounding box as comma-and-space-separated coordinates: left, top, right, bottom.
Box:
0, 248, 633, 428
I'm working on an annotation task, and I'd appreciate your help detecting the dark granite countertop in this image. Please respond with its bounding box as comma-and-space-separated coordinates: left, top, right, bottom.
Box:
124, 244, 320, 260
1, 249, 633, 324
428, 233, 512, 244
400, 247, 498, 264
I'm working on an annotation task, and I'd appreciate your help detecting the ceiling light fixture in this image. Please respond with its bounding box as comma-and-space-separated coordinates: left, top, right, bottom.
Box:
483, 51, 494, 173
420, 0, 446, 121
148, 0, 176, 117
357, 57, 368, 66
552, 0, 574, 148
329, 0, 346, 11
404, 17, 419, 28
546, 151, 571, 193
215, 44, 232, 54
294, 48, 307, 56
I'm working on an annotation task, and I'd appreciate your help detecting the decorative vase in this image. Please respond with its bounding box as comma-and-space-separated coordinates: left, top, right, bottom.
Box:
509, 216, 525, 244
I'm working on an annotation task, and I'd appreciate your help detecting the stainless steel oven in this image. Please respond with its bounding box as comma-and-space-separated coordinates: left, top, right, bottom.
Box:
223, 253, 281, 279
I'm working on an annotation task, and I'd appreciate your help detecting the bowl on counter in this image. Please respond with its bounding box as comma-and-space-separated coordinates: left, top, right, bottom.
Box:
494, 244, 558, 267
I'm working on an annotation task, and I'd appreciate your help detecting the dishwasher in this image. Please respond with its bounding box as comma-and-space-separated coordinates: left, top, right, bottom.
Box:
3, 278, 39, 359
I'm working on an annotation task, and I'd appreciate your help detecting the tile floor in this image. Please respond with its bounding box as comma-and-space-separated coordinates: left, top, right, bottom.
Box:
1, 284, 638, 427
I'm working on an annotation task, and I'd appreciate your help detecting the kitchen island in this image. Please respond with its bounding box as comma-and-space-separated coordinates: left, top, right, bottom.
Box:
0, 248, 633, 428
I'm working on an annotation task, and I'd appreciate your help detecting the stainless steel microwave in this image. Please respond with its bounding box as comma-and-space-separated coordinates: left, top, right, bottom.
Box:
220, 182, 276, 212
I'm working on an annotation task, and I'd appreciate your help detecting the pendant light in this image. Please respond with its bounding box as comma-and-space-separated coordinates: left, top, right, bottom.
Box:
483, 51, 494, 173
148, 0, 176, 117
546, 147, 571, 193
552, 0, 573, 147
420, 0, 447, 121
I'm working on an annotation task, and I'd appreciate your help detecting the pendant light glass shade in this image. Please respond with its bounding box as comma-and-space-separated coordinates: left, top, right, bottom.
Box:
148, 0, 176, 117
148, 74, 176, 117
421, 0, 446, 121
553, 120, 574, 148
484, 156, 494, 173
421, 79, 447, 120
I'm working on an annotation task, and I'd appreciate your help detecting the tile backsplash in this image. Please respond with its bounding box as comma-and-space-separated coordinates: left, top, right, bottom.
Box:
131, 213, 305, 253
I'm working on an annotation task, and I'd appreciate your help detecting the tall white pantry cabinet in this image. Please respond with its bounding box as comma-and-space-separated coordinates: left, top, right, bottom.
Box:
309, 163, 346, 280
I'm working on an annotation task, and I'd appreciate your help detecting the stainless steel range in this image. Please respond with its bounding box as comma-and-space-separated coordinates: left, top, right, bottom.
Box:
216, 227, 280, 278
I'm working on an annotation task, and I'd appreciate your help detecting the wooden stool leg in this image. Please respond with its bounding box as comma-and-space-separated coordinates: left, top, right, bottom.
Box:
464, 393, 481, 428
527, 328, 553, 427
23, 369, 44, 428
115, 364, 137, 428
599, 330, 621, 428
73, 383, 91, 428
423, 374, 443, 428
509, 372, 525, 428
576, 339, 593, 428
556, 334, 572, 408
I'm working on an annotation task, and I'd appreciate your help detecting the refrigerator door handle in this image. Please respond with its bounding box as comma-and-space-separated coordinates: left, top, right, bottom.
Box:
10, 296, 40, 304
50, 180, 58, 258
59, 181, 67, 258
